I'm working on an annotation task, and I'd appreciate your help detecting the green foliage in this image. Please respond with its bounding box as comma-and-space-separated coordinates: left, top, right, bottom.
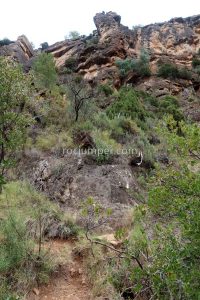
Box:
65, 57, 78, 71
40, 42, 49, 50
0, 212, 53, 298
0, 181, 61, 221
192, 57, 200, 68
92, 130, 121, 164
178, 67, 192, 80
96, 119, 200, 299
158, 63, 179, 79
192, 53, 200, 76
0, 38, 13, 46
85, 36, 99, 46
0, 180, 80, 296
33, 53, 57, 89
98, 83, 114, 96
107, 87, 149, 123
0, 58, 32, 188
116, 49, 151, 78
147, 119, 200, 299
158, 63, 192, 80
158, 95, 184, 121
195, 66, 200, 75
65, 31, 80, 40
33, 129, 73, 152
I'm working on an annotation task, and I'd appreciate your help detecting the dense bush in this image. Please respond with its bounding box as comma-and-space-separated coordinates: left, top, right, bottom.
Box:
65, 31, 80, 40
158, 63, 192, 80
92, 130, 121, 163
192, 57, 200, 68
65, 57, 78, 71
0, 38, 13, 46
32, 53, 57, 89
93, 119, 200, 299
116, 49, 151, 78
147, 119, 200, 299
107, 87, 149, 123
0, 181, 62, 298
0, 57, 32, 188
192, 53, 200, 76
98, 83, 114, 96
158, 95, 184, 121
40, 42, 49, 50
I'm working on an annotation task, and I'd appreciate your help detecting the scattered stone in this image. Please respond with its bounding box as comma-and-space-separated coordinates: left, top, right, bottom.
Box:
32, 288, 40, 296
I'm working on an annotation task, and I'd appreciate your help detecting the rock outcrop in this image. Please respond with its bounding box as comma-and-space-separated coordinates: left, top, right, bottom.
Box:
45, 12, 200, 84
0, 35, 34, 67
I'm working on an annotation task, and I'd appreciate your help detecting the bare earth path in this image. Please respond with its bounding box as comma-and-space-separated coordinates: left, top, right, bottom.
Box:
27, 240, 93, 300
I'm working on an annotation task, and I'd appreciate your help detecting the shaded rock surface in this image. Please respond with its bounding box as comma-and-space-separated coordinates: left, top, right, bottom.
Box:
45, 12, 200, 85
0, 35, 34, 67
18, 151, 139, 222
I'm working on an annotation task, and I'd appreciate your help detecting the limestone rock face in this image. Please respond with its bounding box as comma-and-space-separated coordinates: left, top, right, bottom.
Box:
46, 11, 137, 84
0, 35, 34, 66
45, 12, 200, 85
137, 15, 200, 69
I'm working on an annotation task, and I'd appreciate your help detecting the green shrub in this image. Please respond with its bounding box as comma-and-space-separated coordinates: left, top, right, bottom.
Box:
178, 67, 192, 80
33, 130, 73, 152
116, 49, 151, 78
65, 31, 80, 40
85, 36, 99, 46
0, 211, 54, 297
98, 83, 114, 96
128, 129, 156, 167
192, 54, 200, 76
32, 53, 57, 89
158, 63, 192, 80
92, 130, 121, 164
65, 57, 78, 71
195, 66, 200, 75
192, 57, 200, 68
0, 57, 33, 189
158, 96, 184, 121
0, 38, 13, 46
158, 63, 179, 79
116, 58, 133, 77
107, 87, 149, 122
40, 42, 49, 50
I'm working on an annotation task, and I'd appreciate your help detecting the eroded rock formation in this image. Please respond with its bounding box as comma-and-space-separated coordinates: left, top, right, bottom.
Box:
0, 35, 34, 66
45, 12, 200, 84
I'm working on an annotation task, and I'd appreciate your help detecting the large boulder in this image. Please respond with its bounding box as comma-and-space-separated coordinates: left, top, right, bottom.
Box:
0, 35, 34, 67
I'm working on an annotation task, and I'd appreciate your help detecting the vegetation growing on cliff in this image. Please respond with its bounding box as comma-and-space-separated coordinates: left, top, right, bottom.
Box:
0, 58, 32, 188
0, 25, 199, 299
116, 49, 151, 79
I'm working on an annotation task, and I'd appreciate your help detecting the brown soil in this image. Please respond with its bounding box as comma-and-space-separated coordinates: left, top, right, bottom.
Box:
27, 240, 93, 300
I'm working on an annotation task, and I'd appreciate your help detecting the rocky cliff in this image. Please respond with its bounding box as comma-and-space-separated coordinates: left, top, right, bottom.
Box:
0, 35, 34, 67
0, 12, 200, 119
1, 12, 200, 85
45, 12, 200, 84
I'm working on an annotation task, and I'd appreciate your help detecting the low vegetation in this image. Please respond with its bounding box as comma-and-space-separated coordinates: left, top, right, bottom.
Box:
116, 49, 151, 79
32, 52, 57, 89
0, 38, 13, 46
0, 38, 199, 299
157, 63, 192, 80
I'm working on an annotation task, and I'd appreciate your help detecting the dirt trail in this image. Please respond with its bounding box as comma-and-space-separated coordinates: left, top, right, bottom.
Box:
27, 240, 92, 300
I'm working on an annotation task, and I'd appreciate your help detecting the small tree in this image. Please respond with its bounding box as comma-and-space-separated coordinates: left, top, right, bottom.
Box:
66, 75, 94, 122
33, 53, 57, 90
65, 31, 80, 40
0, 38, 13, 46
0, 58, 32, 188
40, 42, 49, 50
